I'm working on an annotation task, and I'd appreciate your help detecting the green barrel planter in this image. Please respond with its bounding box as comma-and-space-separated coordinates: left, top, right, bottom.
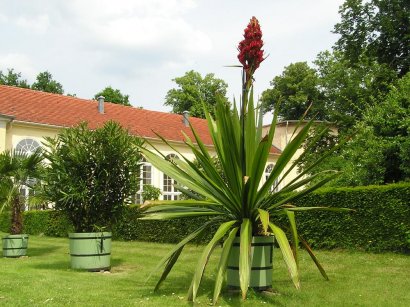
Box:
69, 232, 112, 271
227, 236, 274, 290
2, 234, 29, 257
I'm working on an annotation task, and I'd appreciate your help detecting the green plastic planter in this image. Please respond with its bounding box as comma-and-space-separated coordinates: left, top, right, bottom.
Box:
69, 232, 112, 271
2, 234, 29, 257
227, 236, 274, 290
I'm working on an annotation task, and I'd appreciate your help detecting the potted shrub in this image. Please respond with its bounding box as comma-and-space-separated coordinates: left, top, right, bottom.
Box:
0, 150, 43, 257
42, 121, 143, 271
139, 17, 350, 303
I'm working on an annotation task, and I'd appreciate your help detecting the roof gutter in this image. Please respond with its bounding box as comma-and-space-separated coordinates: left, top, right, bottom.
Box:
11, 120, 65, 130
0, 114, 15, 122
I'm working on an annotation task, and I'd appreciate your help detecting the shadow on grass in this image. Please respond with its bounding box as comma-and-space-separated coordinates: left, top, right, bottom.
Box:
145, 269, 287, 306
111, 257, 125, 267
29, 257, 125, 271
30, 260, 71, 271
28, 245, 60, 257
224, 288, 287, 307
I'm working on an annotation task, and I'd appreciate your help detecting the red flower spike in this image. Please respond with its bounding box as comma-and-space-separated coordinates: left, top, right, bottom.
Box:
237, 16, 265, 84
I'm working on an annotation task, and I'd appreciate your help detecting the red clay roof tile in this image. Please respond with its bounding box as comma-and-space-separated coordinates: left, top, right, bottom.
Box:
0, 85, 281, 154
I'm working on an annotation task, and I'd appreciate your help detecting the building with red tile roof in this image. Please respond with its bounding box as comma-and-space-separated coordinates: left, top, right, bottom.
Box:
0, 85, 281, 203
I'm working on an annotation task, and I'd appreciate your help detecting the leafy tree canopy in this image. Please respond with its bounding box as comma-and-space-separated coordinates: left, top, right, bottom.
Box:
314, 51, 397, 130
0, 68, 30, 88
93, 86, 131, 106
164, 70, 229, 119
300, 72, 410, 187
260, 62, 325, 120
31, 71, 64, 94
334, 0, 410, 76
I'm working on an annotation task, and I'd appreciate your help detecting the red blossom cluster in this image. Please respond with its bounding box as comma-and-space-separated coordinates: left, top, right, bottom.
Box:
237, 16, 265, 83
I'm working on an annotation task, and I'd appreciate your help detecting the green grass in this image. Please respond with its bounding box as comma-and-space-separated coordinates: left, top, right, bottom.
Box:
0, 233, 409, 306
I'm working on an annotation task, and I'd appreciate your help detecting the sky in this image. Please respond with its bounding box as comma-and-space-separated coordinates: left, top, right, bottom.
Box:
0, 0, 344, 122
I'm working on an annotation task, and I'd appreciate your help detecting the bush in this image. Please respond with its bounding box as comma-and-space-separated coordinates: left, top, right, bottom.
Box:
1, 183, 408, 252
0, 210, 11, 233
20, 210, 73, 237
112, 205, 216, 243
42, 121, 143, 232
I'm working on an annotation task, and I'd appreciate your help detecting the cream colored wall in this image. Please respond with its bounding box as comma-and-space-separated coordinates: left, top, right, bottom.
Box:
6, 122, 61, 151
0, 120, 8, 152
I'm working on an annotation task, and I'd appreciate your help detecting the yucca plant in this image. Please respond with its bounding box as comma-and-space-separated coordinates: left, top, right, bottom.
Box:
140, 17, 349, 303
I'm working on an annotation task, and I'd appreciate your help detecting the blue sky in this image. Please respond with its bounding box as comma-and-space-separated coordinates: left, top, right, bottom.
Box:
0, 0, 344, 120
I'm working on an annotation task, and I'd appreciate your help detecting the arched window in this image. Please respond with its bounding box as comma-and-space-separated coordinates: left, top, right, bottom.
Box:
135, 158, 152, 204
265, 163, 279, 192
16, 138, 40, 155
15, 139, 40, 210
163, 154, 181, 200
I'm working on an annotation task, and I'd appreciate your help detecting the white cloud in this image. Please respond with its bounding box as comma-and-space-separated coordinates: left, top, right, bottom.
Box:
64, 0, 211, 56
0, 53, 37, 81
14, 14, 50, 33
0, 13, 7, 23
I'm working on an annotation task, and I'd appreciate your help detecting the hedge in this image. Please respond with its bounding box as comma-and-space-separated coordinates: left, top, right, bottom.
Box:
0, 206, 216, 244
1, 183, 409, 253
292, 183, 410, 253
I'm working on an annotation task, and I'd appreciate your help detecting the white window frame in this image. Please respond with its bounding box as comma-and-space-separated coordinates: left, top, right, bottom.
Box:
135, 158, 152, 204
15, 138, 40, 155
162, 154, 181, 200
265, 163, 279, 192
15, 138, 40, 210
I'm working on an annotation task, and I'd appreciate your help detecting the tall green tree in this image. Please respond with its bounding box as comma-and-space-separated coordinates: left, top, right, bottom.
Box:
31, 71, 64, 94
93, 86, 131, 106
260, 62, 325, 120
0, 68, 30, 88
314, 51, 397, 130
300, 72, 410, 187
164, 70, 229, 119
334, 0, 410, 76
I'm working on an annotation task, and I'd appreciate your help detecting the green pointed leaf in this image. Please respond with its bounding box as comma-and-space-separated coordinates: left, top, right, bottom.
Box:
148, 222, 211, 290
154, 247, 184, 291
257, 120, 314, 202
269, 222, 300, 289
239, 219, 252, 300
267, 172, 341, 210
139, 210, 223, 220
285, 206, 354, 212
187, 220, 236, 302
299, 235, 329, 280
257, 209, 270, 235
286, 210, 299, 268
141, 199, 219, 209
213, 227, 239, 305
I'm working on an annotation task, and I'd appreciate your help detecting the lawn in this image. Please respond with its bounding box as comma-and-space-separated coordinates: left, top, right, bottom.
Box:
0, 233, 409, 306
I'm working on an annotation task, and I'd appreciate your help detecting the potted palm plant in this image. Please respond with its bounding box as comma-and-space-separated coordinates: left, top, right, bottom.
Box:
0, 149, 43, 257
139, 17, 350, 303
42, 121, 143, 271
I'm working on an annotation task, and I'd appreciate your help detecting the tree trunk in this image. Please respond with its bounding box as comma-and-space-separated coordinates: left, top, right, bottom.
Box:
10, 195, 23, 235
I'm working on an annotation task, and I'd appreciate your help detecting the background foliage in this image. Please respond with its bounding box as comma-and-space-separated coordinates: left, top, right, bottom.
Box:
4, 183, 408, 253
164, 70, 229, 118
93, 86, 131, 106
